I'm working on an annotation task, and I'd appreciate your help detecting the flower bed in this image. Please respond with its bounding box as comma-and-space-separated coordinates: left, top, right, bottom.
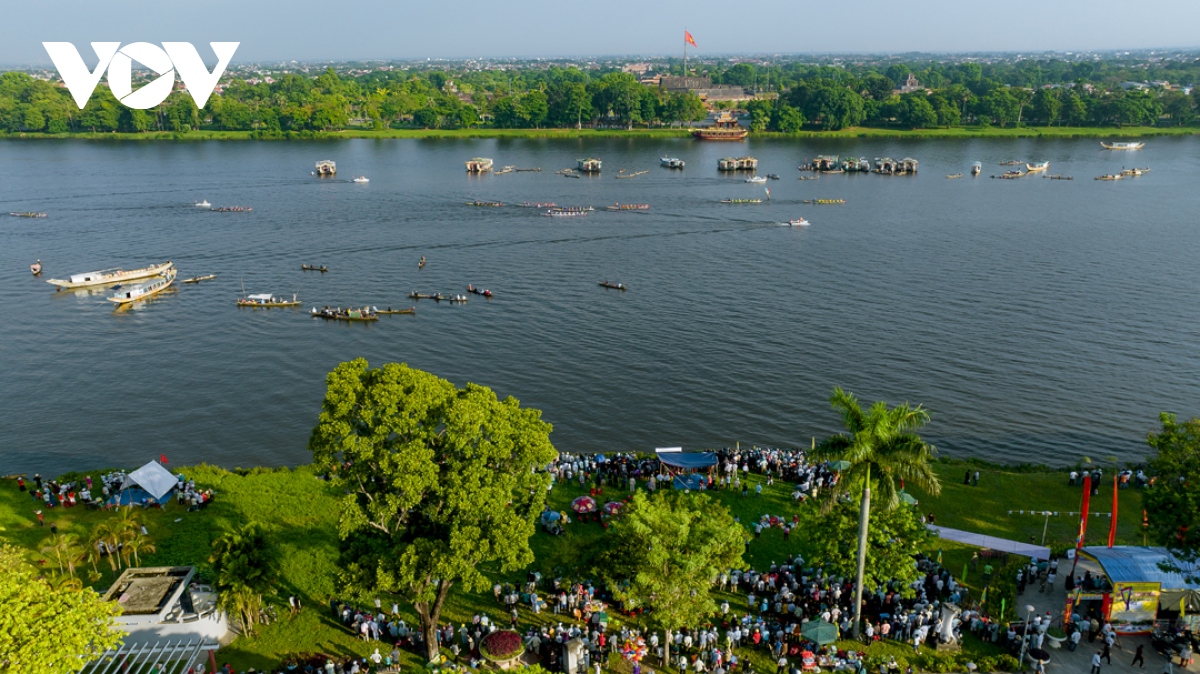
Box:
480, 630, 526, 664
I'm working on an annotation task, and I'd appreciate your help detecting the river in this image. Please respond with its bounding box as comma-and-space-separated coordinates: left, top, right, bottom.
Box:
2, 136, 1198, 474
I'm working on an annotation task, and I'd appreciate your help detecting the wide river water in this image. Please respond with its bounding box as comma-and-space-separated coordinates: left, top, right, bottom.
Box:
2, 136, 1198, 475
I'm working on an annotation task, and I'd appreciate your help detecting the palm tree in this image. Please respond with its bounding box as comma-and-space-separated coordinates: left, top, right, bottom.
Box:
122, 533, 156, 568
90, 521, 120, 572
810, 387, 941, 639
41, 533, 77, 574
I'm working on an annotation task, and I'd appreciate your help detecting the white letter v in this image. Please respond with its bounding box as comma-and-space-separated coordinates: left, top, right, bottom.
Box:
164, 42, 240, 109
43, 42, 120, 109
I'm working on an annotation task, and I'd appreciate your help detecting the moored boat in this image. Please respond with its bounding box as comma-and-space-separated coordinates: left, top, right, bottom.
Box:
577, 158, 602, 173
301, 264, 328, 272
946, 173, 963, 179
466, 158, 494, 173
598, 281, 627, 291
1120, 167, 1151, 177
718, 157, 758, 171
1095, 174, 1123, 181
237, 293, 300, 307
1026, 161, 1050, 173
108, 268, 176, 304
314, 160, 336, 176
46, 260, 173, 290
376, 307, 416, 315
311, 306, 378, 321
182, 274, 217, 284
691, 112, 748, 140
971, 162, 982, 176
1101, 141, 1145, 150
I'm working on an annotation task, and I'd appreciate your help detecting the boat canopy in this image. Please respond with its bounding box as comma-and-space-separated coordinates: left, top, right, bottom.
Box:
247, 293, 274, 301
70, 269, 116, 283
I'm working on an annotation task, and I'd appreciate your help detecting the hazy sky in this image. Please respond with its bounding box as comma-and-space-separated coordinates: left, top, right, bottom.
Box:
7, 0, 1200, 65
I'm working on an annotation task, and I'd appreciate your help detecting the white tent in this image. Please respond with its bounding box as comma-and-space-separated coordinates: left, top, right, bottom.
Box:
122, 460, 178, 500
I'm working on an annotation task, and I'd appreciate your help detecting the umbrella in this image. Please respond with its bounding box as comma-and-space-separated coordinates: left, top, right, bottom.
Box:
1029, 649, 1050, 664
800, 620, 838, 645
603, 501, 625, 515
572, 496, 597, 513
898, 491, 918, 505
541, 511, 562, 522
828, 460, 852, 471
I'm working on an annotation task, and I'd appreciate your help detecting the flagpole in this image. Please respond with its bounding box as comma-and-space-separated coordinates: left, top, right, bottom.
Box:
683, 27, 687, 78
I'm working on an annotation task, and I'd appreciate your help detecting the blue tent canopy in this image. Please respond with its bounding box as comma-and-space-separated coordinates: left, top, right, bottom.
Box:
656, 448, 717, 469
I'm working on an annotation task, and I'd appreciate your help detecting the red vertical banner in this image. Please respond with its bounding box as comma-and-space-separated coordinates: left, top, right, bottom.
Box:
1109, 475, 1119, 547
1078, 474, 1092, 550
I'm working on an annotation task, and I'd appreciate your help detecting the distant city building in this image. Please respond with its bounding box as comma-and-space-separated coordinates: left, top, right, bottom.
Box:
623, 62, 653, 76
661, 76, 712, 92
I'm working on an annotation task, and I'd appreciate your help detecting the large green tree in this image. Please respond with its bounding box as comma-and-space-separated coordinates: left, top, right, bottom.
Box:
810, 388, 941, 638
0, 545, 124, 672
1144, 413, 1200, 582
308, 359, 556, 659
601, 491, 744, 666
800, 499, 930, 594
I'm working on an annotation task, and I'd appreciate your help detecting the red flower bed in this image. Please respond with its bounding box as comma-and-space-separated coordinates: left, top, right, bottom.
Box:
480, 630, 525, 661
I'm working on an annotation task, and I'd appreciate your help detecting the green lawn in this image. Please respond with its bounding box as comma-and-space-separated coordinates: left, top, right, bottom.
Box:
0, 459, 1116, 671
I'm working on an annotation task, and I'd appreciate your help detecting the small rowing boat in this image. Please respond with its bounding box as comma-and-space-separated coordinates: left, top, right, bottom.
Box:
598, 281, 626, 291
789, 218, 810, 227
797, 176, 819, 181
1095, 174, 1123, 181
238, 293, 300, 307
47, 260, 173, 290
946, 173, 963, 179
467, 200, 504, 207
605, 203, 649, 211
767, 174, 781, 180
802, 199, 845, 205
109, 268, 176, 304
550, 206, 594, 213
615, 170, 649, 179
745, 176, 768, 184
660, 157, 685, 169
543, 210, 587, 218
301, 264, 328, 272
1026, 161, 1050, 173
1102, 141, 1145, 150
720, 199, 762, 204
182, 274, 217, 284
999, 160, 1024, 166
515, 168, 542, 172
467, 285, 493, 298
517, 202, 558, 208
376, 307, 416, 315
408, 292, 468, 303
311, 306, 378, 322
213, 206, 252, 212
1120, 167, 1151, 177
10, 212, 47, 218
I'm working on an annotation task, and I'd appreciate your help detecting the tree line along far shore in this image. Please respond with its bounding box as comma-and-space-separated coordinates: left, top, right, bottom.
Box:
1, 55, 1199, 135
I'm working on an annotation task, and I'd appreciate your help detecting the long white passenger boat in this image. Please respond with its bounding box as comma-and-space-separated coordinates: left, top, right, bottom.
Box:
46, 261, 174, 290
108, 268, 176, 304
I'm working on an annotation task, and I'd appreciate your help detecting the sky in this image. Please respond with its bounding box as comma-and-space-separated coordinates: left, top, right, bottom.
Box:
6, 0, 1200, 66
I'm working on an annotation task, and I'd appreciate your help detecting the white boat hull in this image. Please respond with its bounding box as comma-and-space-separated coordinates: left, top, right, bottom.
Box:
46, 261, 174, 289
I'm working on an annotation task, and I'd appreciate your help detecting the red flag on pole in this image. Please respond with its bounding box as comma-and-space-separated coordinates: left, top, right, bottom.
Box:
685, 31, 697, 48
1108, 475, 1119, 547
160, 453, 169, 465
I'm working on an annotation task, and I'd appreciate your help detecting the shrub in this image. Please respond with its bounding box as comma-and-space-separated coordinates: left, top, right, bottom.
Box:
480, 630, 525, 661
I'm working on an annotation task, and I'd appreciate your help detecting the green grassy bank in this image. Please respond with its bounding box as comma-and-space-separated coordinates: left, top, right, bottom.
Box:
0, 125, 1195, 141
0, 460, 1144, 671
